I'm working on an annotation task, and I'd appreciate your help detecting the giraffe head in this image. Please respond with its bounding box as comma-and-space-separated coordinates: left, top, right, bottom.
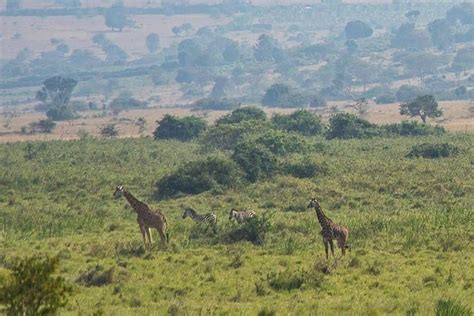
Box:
182, 208, 195, 219
307, 198, 320, 208
114, 185, 125, 198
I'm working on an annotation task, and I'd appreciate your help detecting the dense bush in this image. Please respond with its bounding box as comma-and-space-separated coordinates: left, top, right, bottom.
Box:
154, 156, 242, 199
225, 213, 272, 245
27, 119, 56, 133
344, 20, 373, 39
154, 115, 207, 141
200, 120, 272, 151
252, 130, 308, 156
271, 110, 324, 136
407, 143, 460, 159
383, 121, 445, 136
0, 255, 72, 316
326, 113, 380, 139
262, 84, 309, 107
232, 141, 278, 182
192, 98, 240, 110
283, 156, 328, 179
216, 106, 267, 125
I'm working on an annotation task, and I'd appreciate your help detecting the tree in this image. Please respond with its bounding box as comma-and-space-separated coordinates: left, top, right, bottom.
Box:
405, 10, 420, 22
153, 115, 207, 141
402, 53, 444, 86
68, 49, 102, 68
146, 33, 160, 54
309, 95, 327, 108
36, 76, 77, 107
428, 19, 454, 50
391, 23, 431, 50
0, 255, 72, 316
350, 98, 369, 118
104, 3, 134, 32
25, 119, 56, 133
344, 20, 373, 39
451, 47, 474, 74
326, 113, 379, 139
271, 110, 324, 136
254, 34, 284, 63
400, 95, 442, 123
223, 41, 240, 63
210, 76, 228, 99
216, 106, 266, 125
262, 83, 291, 107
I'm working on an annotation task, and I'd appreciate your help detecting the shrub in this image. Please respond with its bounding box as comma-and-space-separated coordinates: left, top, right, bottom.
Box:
192, 98, 240, 110
435, 299, 472, 316
0, 255, 72, 316
225, 213, 272, 245
284, 156, 328, 179
376, 93, 396, 104
396, 85, 423, 103
232, 140, 278, 182
154, 156, 242, 199
109, 95, 147, 112
253, 130, 308, 156
344, 20, 373, 39
216, 106, 267, 125
28, 119, 56, 133
154, 115, 207, 141
383, 121, 445, 136
407, 143, 460, 159
100, 123, 119, 138
326, 113, 380, 139
200, 120, 272, 151
271, 110, 324, 136
262, 84, 309, 107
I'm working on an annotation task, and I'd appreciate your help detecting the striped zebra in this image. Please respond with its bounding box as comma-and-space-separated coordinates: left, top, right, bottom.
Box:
182, 208, 217, 226
228, 208, 256, 223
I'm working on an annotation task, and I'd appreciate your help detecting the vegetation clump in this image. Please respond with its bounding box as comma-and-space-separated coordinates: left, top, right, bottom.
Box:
0, 255, 72, 316
155, 156, 242, 199
271, 110, 324, 136
407, 143, 460, 159
154, 115, 207, 141
216, 106, 267, 125
326, 113, 380, 139
225, 213, 272, 245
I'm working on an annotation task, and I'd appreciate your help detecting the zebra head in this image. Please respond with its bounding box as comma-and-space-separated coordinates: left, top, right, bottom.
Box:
229, 208, 238, 220
114, 185, 125, 198
307, 198, 319, 208
183, 208, 195, 219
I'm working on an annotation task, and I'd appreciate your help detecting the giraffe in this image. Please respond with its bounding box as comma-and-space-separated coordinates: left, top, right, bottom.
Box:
307, 198, 349, 260
114, 185, 168, 248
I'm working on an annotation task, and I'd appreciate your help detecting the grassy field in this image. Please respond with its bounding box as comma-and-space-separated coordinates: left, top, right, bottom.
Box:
0, 132, 473, 314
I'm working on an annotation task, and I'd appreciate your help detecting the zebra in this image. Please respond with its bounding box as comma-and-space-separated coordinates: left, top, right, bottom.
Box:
182, 208, 217, 226
228, 208, 256, 223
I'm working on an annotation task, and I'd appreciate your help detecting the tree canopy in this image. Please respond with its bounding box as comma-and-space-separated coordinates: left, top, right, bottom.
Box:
400, 94, 442, 123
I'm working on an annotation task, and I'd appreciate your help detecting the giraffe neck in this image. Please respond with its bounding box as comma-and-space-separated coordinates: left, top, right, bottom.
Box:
123, 190, 148, 214
314, 205, 331, 228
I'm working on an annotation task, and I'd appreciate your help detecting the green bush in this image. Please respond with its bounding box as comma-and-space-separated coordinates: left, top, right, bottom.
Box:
225, 213, 272, 245
28, 119, 56, 133
232, 140, 278, 182
253, 130, 308, 156
383, 121, 445, 136
200, 120, 272, 151
0, 255, 72, 316
407, 143, 460, 159
154, 115, 207, 141
271, 110, 324, 136
216, 106, 267, 125
326, 113, 380, 139
154, 156, 242, 199
284, 156, 328, 179
435, 299, 472, 316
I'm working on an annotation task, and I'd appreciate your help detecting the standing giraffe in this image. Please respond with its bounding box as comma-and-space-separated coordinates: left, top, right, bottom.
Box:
307, 198, 349, 260
114, 185, 168, 247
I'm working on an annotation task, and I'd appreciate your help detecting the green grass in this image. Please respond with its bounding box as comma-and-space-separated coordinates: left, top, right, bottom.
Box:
0, 134, 473, 314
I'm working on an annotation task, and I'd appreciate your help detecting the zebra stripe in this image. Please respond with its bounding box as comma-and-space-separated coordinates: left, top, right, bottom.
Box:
183, 208, 217, 225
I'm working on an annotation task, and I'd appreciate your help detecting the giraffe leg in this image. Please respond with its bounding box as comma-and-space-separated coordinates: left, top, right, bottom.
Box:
157, 227, 167, 248
139, 224, 148, 245
323, 240, 329, 260
337, 238, 345, 255
146, 227, 153, 244
329, 239, 335, 258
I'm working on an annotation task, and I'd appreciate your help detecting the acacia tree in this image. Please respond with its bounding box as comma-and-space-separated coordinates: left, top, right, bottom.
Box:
36, 76, 78, 121
104, 2, 134, 32
400, 95, 442, 123
146, 33, 160, 54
